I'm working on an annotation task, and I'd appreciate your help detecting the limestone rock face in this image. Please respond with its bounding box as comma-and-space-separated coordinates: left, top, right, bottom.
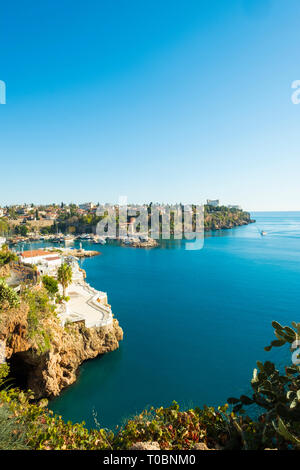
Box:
29, 319, 123, 398
0, 264, 10, 278
1, 308, 123, 398
130, 442, 161, 450
0, 303, 30, 357
193, 442, 211, 450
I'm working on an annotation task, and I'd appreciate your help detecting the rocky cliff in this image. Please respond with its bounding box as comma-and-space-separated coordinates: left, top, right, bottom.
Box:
0, 302, 123, 398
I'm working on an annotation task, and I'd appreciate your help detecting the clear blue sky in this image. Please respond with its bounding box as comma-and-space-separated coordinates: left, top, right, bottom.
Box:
0, 0, 300, 210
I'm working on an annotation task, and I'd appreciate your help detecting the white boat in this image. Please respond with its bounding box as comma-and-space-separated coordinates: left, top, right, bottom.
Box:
64, 235, 75, 245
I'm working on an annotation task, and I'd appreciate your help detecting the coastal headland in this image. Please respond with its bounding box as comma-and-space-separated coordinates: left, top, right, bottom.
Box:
0, 246, 123, 398
1, 202, 255, 248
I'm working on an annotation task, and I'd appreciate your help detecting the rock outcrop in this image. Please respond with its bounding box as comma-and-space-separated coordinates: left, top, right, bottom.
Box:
130, 441, 161, 450
0, 303, 30, 357
0, 264, 10, 279
0, 304, 123, 398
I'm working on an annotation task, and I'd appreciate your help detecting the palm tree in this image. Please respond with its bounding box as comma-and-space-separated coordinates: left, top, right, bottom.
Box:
57, 263, 72, 297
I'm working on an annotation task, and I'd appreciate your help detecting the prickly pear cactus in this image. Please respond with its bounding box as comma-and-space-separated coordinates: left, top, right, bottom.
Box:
227, 321, 300, 449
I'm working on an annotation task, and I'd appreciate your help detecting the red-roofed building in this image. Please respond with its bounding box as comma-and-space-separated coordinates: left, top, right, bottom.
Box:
20, 249, 62, 275
20, 250, 53, 263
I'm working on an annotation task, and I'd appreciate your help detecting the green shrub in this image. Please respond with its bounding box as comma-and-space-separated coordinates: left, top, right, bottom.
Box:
0, 403, 29, 450
21, 287, 54, 353
0, 246, 18, 267
42, 275, 58, 297
0, 278, 20, 309
0, 363, 10, 384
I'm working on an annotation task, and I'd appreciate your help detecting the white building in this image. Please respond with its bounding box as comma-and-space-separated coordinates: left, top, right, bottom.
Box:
79, 202, 95, 211
20, 249, 53, 265
19, 250, 61, 273
206, 199, 220, 207
0, 237, 6, 249
45, 213, 58, 220
38, 256, 62, 276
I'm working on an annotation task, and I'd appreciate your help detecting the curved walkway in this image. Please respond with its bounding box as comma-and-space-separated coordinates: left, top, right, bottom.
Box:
58, 282, 113, 328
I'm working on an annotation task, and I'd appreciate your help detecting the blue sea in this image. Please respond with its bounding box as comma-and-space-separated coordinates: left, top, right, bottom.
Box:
21, 212, 300, 429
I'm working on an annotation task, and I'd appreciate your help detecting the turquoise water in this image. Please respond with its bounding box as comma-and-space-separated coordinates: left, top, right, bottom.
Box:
26, 212, 300, 429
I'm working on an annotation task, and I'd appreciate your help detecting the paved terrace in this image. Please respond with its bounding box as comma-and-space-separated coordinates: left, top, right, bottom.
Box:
58, 281, 113, 328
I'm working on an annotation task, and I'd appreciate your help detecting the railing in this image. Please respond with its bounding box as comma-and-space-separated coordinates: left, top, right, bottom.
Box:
57, 285, 113, 329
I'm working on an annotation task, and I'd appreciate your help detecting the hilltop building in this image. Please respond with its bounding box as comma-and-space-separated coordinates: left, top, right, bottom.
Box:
79, 202, 95, 211
206, 199, 220, 207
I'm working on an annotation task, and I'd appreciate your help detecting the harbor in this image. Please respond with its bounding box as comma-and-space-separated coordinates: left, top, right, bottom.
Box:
6, 233, 158, 249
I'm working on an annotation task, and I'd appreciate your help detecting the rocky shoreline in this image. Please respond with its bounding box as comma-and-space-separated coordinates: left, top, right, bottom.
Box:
57, 247, 101, 258
0, 301, 123, 398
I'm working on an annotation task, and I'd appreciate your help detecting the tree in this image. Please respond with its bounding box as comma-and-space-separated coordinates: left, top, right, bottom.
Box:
42, 275, 58, 297
15, 225, 29, 237
0, 219, 9, 236
8, 208, 17, 220
57, 263, 72, 297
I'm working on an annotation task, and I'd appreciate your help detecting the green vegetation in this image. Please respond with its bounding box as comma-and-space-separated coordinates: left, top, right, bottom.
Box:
0, 279, 20, 309
0, 218, 9, 236
0, 401, 29, 450
0, 245, 18, 267
204, 205, 253, 231
0, 363, 10, 382
57, 263, 72, 297
228, 320, 300, 448
55, 293, 70, 304
0, 320, 299, 450
42, 275, 59, 298
15, 224, 30, 237
56, 213, 101, 234
21, 287, 54, 354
